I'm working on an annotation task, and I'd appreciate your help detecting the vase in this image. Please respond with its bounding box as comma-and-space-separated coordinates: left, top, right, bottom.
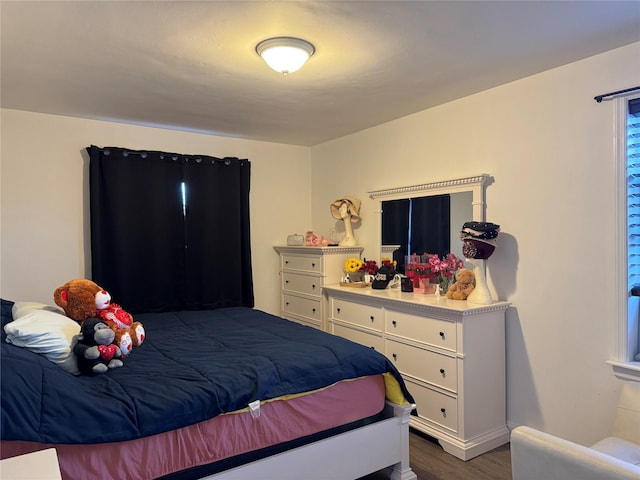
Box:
348, 271, 365, 283
414, 277, 437, 294
439, 275, 453, 295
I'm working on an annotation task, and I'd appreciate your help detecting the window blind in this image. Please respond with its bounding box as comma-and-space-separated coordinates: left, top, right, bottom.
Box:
628, 98, 640, 292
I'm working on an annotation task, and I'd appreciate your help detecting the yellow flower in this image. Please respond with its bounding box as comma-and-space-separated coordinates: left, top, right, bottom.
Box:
344, 257, 363, 273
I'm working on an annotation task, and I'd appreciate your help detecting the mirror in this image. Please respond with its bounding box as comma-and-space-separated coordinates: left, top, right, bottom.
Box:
368, 174, 490, 268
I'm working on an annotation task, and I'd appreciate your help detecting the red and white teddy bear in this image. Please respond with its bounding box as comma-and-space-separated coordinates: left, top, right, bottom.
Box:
54, 279, 145, 357
95, 289, 145, 356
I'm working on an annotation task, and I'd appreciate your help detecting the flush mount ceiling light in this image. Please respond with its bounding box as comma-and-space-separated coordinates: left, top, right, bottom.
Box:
256, 37, 315, 75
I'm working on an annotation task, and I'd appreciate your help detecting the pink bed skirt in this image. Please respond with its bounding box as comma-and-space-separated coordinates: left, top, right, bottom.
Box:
1, 374, 385, 479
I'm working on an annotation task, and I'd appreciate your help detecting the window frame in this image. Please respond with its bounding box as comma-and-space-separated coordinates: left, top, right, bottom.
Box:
609, 94, 640, 381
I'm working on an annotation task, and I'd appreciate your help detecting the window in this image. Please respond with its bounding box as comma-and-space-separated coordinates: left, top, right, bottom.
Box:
627, 98, 640, 359
611, 95, 640, 380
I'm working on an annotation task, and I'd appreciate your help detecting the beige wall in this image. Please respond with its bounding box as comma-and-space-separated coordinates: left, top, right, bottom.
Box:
0, 111, 311, 315
310, 42, 640, 446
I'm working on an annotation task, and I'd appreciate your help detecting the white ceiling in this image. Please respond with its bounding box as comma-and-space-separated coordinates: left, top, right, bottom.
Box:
2, 1, 639, 146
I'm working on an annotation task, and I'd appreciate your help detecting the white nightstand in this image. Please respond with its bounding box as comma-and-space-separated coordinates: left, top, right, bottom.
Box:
0, 448, 62, 479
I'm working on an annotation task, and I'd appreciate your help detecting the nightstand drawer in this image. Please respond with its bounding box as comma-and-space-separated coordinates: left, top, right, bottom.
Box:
283, 293, 321, 321
385, 309, 456, 351
282, 254, 322, 273
331, 299, 383, 332
282, 272, 321, 297
407, 380, 458, 433
386, 339, 457, 392
333, 323, 384, 352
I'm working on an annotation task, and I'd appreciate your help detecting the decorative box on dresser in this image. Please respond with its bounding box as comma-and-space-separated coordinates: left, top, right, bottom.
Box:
323, 284, 510, 461
273, 246, 363, 330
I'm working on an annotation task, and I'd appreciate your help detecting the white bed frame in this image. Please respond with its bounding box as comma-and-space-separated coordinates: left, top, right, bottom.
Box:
207, 402, 417, 480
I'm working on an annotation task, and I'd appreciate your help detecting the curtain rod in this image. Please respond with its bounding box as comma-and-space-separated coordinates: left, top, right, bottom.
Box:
92, 146, 247, 164
594, 86, 640, 103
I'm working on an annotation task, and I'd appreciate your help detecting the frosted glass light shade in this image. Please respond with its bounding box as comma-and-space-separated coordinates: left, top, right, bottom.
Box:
256, 37, 315, 74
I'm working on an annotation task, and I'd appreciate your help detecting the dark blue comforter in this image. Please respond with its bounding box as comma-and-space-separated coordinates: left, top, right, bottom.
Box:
1, 299, 412, 445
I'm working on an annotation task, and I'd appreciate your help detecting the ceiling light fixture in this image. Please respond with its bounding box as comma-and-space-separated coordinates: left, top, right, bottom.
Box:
256, 37, 315, 75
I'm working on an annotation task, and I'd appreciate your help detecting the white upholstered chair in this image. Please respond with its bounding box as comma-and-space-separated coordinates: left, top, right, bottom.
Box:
510, 381, 640, 480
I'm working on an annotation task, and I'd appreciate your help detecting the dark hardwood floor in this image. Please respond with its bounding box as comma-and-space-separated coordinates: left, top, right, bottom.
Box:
359, 430, 512, 480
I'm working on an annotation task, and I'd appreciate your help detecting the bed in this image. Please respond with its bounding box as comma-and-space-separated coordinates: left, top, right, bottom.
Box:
0, 299, 417, 480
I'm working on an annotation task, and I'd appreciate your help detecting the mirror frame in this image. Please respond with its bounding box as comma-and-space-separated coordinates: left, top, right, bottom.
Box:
368, 174, 491, 261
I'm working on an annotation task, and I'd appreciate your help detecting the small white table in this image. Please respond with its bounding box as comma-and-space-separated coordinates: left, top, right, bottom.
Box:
0, 448, 62, 479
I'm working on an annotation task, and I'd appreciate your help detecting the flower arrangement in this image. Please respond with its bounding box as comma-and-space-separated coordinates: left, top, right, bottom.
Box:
356, 258, 397, 276
404, 253, 435, 281
344, 257, 365, 283
432, 253, 464, 292
344, 258, 397, 276
344, 258, 364, 273
433, 253, 464, 277
405, 252, 463, 293
380, 257, 397, 270
359, 259, 379, 275
343, 257, 397, 284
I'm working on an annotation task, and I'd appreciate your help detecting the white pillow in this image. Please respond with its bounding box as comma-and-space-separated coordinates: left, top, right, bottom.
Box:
5, 302, 80, 374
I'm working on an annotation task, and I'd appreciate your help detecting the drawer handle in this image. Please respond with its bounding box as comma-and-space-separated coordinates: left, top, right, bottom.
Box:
370, 315, 375, 322
312, 284, 316, 290
285, 280, 289, 284
285, 260, 289, 265
440, 368, 446, 376
440, 408, 447, 416
336, 307, 341, 314
285, 302, 290, 306
392, 320, 397, 327
311, 263, 316, 268
439, 331, 445, 339
312, 308, 316, 313
392, 353, 397, 361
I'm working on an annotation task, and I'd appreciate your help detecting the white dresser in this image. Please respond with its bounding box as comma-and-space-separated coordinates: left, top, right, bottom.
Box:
273, 246, 363, 330
323, 284, 510, 460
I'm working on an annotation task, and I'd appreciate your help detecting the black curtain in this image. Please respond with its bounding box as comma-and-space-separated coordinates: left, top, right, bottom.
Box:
382, 199, 410, 273
382, 199, 410, 247
410, 194, 450, 257
381, 195, 451, 267
88, 146, 253, 313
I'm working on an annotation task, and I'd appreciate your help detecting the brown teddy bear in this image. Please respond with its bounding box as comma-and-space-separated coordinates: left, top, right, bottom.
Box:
54, 279, 145, 352
53, 279, 108, 324
446, 268, 476, 300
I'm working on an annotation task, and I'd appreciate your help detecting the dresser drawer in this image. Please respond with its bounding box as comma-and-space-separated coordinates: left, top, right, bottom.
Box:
333, 323, 384, 352
282, 272, 321, 297
282, 254, 322, 274
331, 299, 383, 332
406, 379, 458, 433
385, 309, 456, 351
386, 339, 457, 392
283, 293, 321, 322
